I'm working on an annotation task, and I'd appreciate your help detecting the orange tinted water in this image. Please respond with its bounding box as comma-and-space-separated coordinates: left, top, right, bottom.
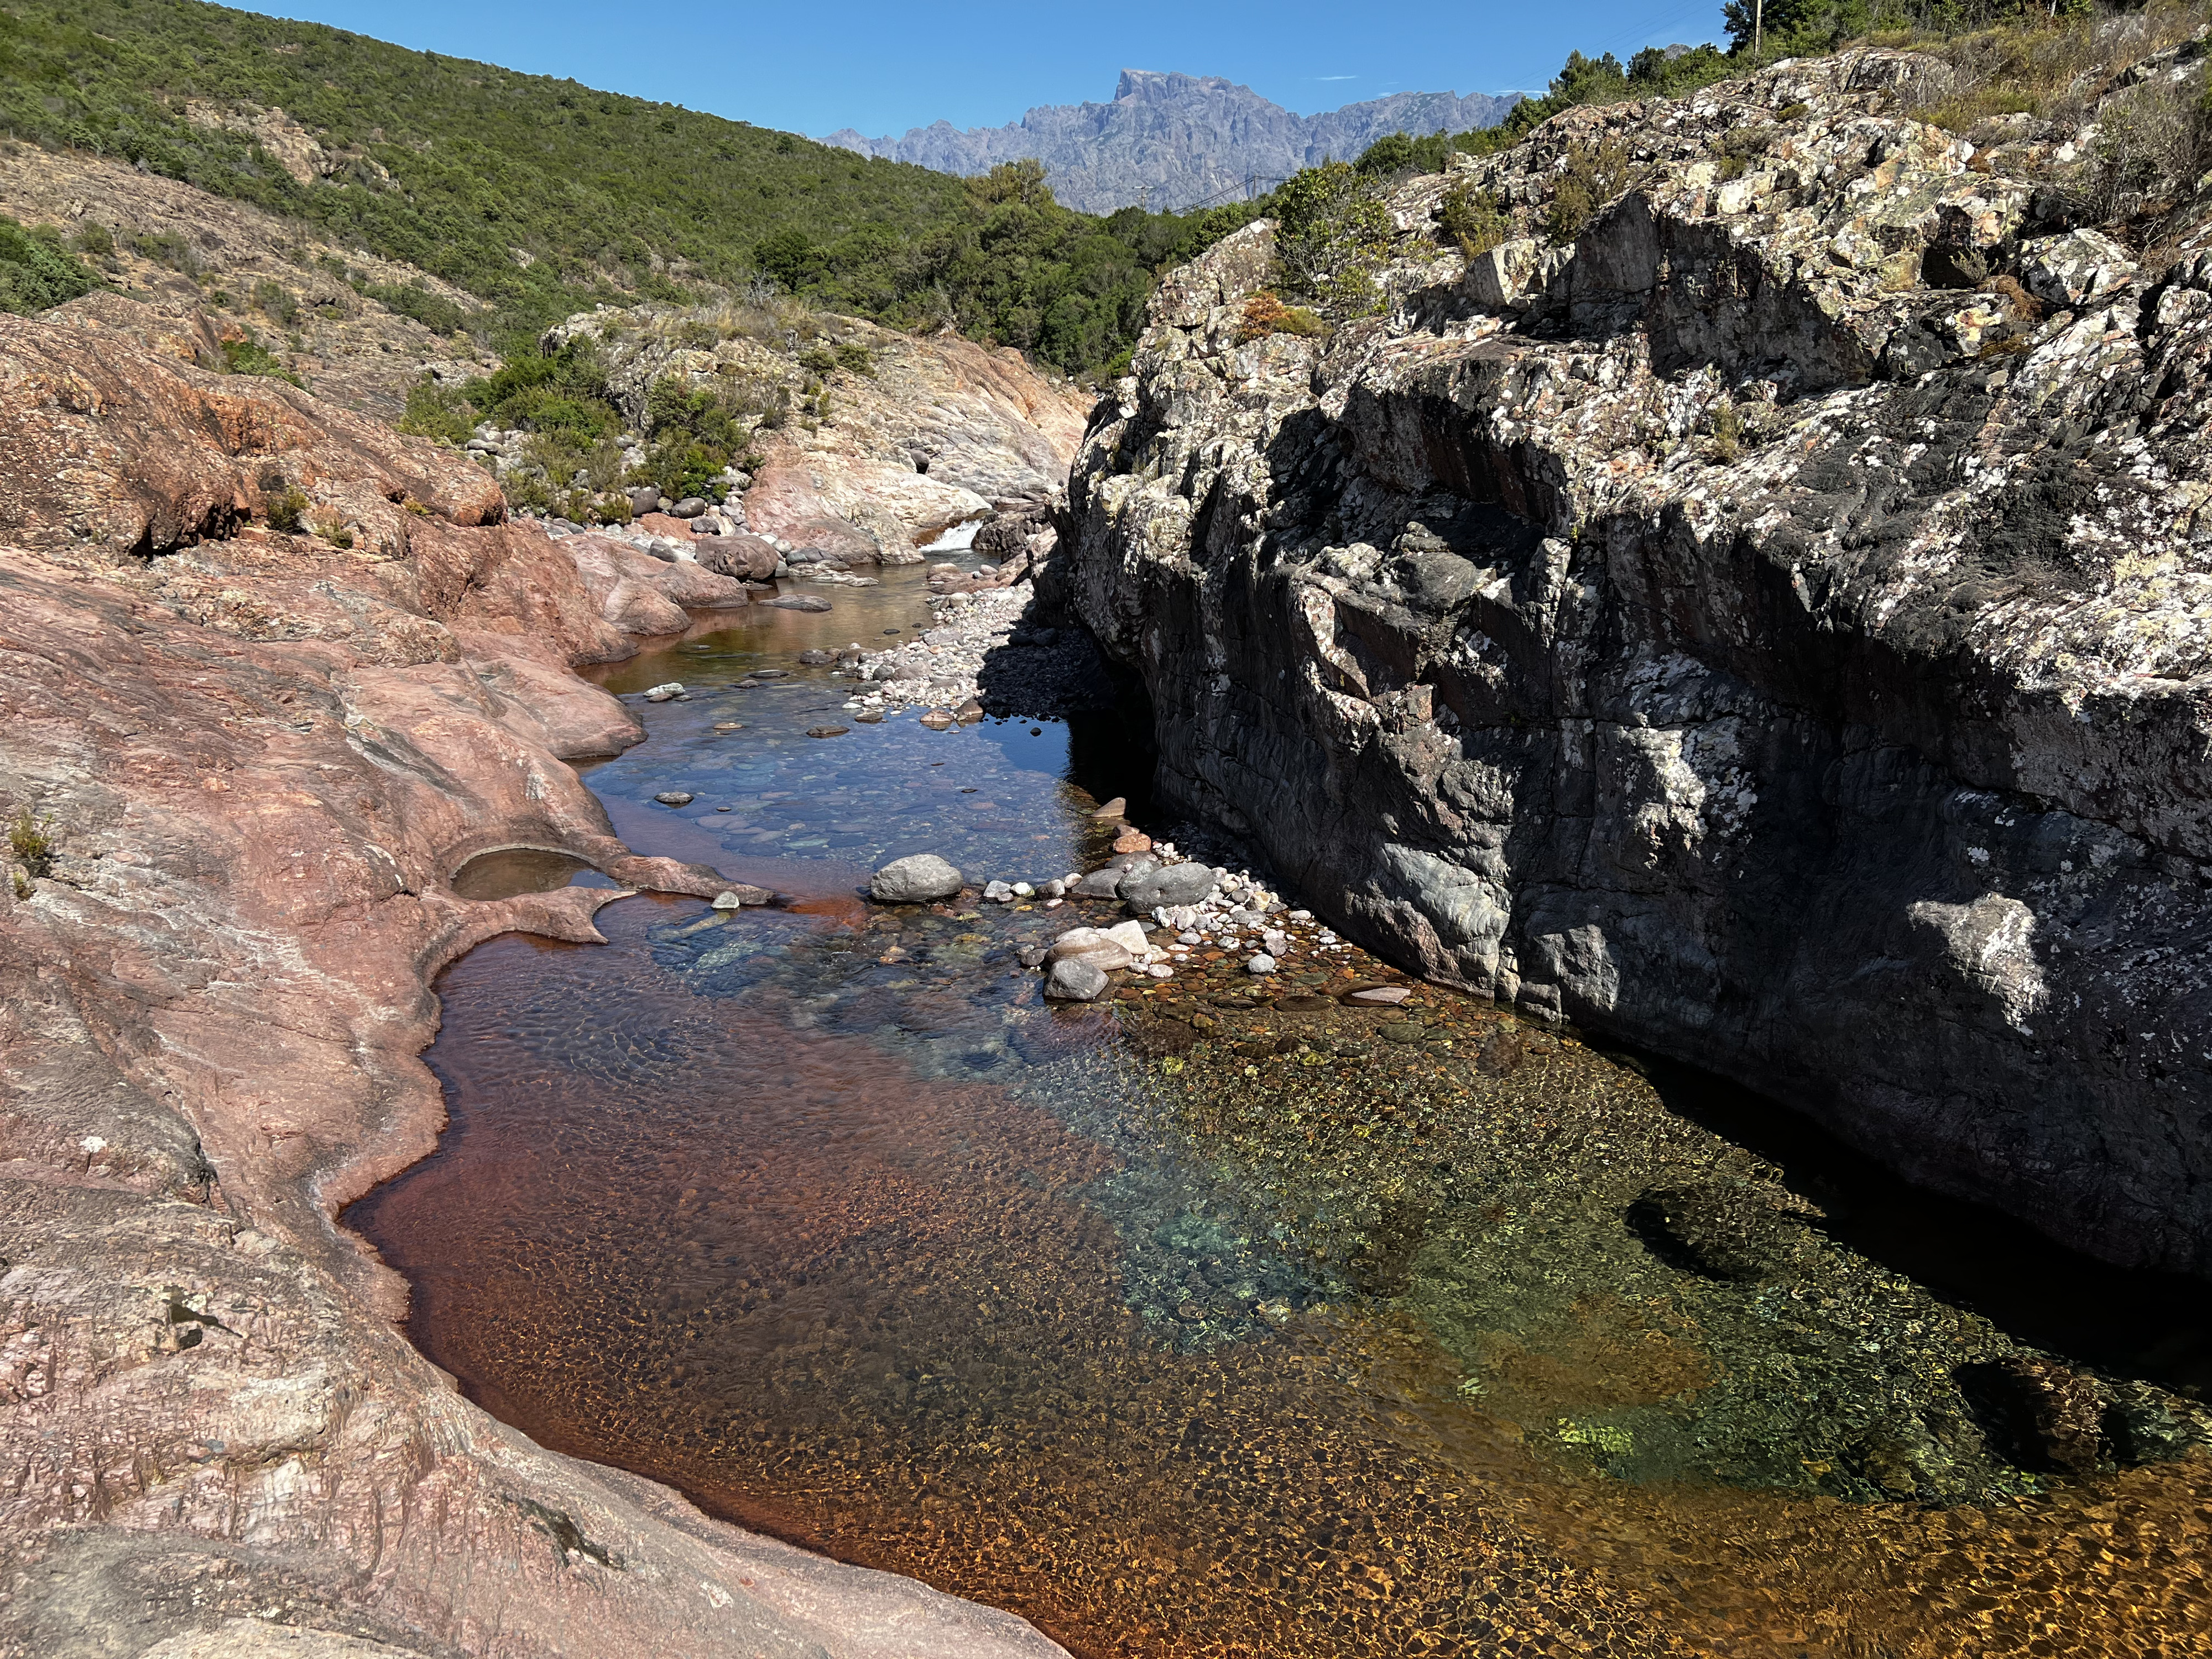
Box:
349, 576, 2212, 1658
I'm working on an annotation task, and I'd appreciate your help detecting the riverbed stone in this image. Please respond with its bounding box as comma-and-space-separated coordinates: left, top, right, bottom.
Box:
870, 853, 964, 902
1120, 862, 1219, 911
653, 791, 695, 806
1045, 957, 1112, 1000
1045, 927, 1134, 971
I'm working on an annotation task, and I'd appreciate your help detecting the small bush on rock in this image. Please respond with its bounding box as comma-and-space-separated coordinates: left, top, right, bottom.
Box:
398, 375, 476, 446
0, 215, 103, 313
1437, 182, 1509, 257
1236, 291, 1327, 342
1272, 160, 1394, 317
1546, 138, 1630, 246
252, 279, 299, 325
7, 807, 55, 879
220, 332, 302, 385
264, 487, 310, 533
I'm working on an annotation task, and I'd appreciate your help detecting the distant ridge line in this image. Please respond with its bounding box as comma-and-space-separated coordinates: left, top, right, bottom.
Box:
823, 70, 1518, 215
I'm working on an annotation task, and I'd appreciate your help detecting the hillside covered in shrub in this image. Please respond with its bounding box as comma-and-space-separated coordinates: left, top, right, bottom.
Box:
0, 0, 1253, 375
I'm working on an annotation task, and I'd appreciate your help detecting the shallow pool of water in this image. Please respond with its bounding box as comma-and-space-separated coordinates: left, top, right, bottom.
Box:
349, 568, 2212, 1658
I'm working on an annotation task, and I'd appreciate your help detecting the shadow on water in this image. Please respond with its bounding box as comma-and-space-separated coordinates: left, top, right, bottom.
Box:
1631, 1053, 2212, 1394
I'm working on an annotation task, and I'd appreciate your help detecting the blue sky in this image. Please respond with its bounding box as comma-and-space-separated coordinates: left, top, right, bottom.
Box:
260, 1, 1731, 137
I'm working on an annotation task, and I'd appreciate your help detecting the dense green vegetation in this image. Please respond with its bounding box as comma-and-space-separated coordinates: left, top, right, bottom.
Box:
0, 0, 1256, 377
0, 211, 102, 311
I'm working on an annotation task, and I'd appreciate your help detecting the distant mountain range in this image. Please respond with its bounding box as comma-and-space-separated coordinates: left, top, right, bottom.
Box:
823, 70, 1520, 215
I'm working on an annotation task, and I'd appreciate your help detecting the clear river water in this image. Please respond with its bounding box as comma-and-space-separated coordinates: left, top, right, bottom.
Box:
348, 566, 2212, 1658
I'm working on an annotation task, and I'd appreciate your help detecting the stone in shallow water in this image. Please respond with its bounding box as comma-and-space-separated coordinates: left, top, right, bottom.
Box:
807, 726, 849, 739
1045, 957, 1110, 1001
870, 853, 963, 902
1349, 985, 1410, 1005
643, 681, 684, 701
653, 791, 695, 806
1120, 862, 1218, 911
1045, 927, 1133, 971
771, 596, 833, 612
1248, 954, 1277, 975
983, 880, 1016, 902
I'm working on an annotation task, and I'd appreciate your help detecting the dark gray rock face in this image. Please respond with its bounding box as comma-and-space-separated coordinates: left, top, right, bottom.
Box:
823, 70, 1517, 213
1055, 50, 2212, 1276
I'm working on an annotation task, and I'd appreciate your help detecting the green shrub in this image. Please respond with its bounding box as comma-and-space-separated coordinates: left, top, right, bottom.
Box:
7, 807, 55, 879
363, 280, 473, 337
1271, 160, 1395, 317
1546, 138, 1630, 246
252, 278, 299, 325
796, 345, 838, 373
69, 222, 116, 262
834, 340, 875, 376
0, 216, 103, 313
1708, 399, 1745, 462
1438, 182, 1510, 257
221, 332, 302, 384
132, 228, 205, 278
1368, 132, 1460, 176
264, 487, 310, 533
398, 375, 477, 446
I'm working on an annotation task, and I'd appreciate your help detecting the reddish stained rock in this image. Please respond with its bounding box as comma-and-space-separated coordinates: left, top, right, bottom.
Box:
693, 531, 783, 581
557, 532, 752, 635
0, 315, 1066, 1659
0, 312, 503, 560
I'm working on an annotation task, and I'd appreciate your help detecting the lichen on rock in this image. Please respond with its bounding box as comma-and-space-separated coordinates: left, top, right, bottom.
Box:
1055, 45, 2212, 1275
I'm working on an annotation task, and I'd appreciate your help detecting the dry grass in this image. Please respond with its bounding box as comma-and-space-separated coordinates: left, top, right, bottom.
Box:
1912, 1, 2208, 137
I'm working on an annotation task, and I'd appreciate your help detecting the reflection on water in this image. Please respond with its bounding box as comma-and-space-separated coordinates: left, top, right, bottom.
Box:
350, 571, 2212, 1658
449, 846, 597, 900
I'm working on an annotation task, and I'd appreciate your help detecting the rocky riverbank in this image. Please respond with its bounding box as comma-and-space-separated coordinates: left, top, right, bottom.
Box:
1057, 40, 2212, 1276
0, 310, 1066, 1658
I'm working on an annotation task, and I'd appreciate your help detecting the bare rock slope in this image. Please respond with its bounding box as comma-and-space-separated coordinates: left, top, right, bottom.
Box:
0, 312, 1064, 1658
1057, 44, 2212, 1275
0, 145, 496, 421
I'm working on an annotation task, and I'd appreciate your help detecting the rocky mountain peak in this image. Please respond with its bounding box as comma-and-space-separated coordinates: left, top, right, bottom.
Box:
824, 72, 1519, 213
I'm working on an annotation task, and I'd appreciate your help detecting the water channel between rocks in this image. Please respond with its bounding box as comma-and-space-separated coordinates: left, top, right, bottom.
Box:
347, 565, 2212, 1659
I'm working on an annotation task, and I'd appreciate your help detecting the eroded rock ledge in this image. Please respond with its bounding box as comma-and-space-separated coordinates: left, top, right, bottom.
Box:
1056, 48, 2212, 1276
0, 315, 1063, 1657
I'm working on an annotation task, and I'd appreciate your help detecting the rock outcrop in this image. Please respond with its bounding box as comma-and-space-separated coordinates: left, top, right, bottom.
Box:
0, 147, 497, 422
0, 312, 1065, 1657
520, 304, 1091, 564
825, 70, 1519, 212
1057, 45, 2212, 1275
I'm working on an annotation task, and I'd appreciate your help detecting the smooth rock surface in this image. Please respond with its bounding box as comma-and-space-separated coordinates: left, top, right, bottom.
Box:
870, 853, 965, 902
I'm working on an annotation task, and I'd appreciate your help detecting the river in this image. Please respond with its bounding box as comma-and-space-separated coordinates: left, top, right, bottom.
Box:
347, 564, 2212, 1658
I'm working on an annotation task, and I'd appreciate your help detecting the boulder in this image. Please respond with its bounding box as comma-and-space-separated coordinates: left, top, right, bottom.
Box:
1044, 927, 1134, 971
2021, 228, 2135, 309
695, 533, 783, 581
870, 853, 963, 902
1120, 862, 1219, 911
1045, 957, 1111, 1001
771, 595, 834, 613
